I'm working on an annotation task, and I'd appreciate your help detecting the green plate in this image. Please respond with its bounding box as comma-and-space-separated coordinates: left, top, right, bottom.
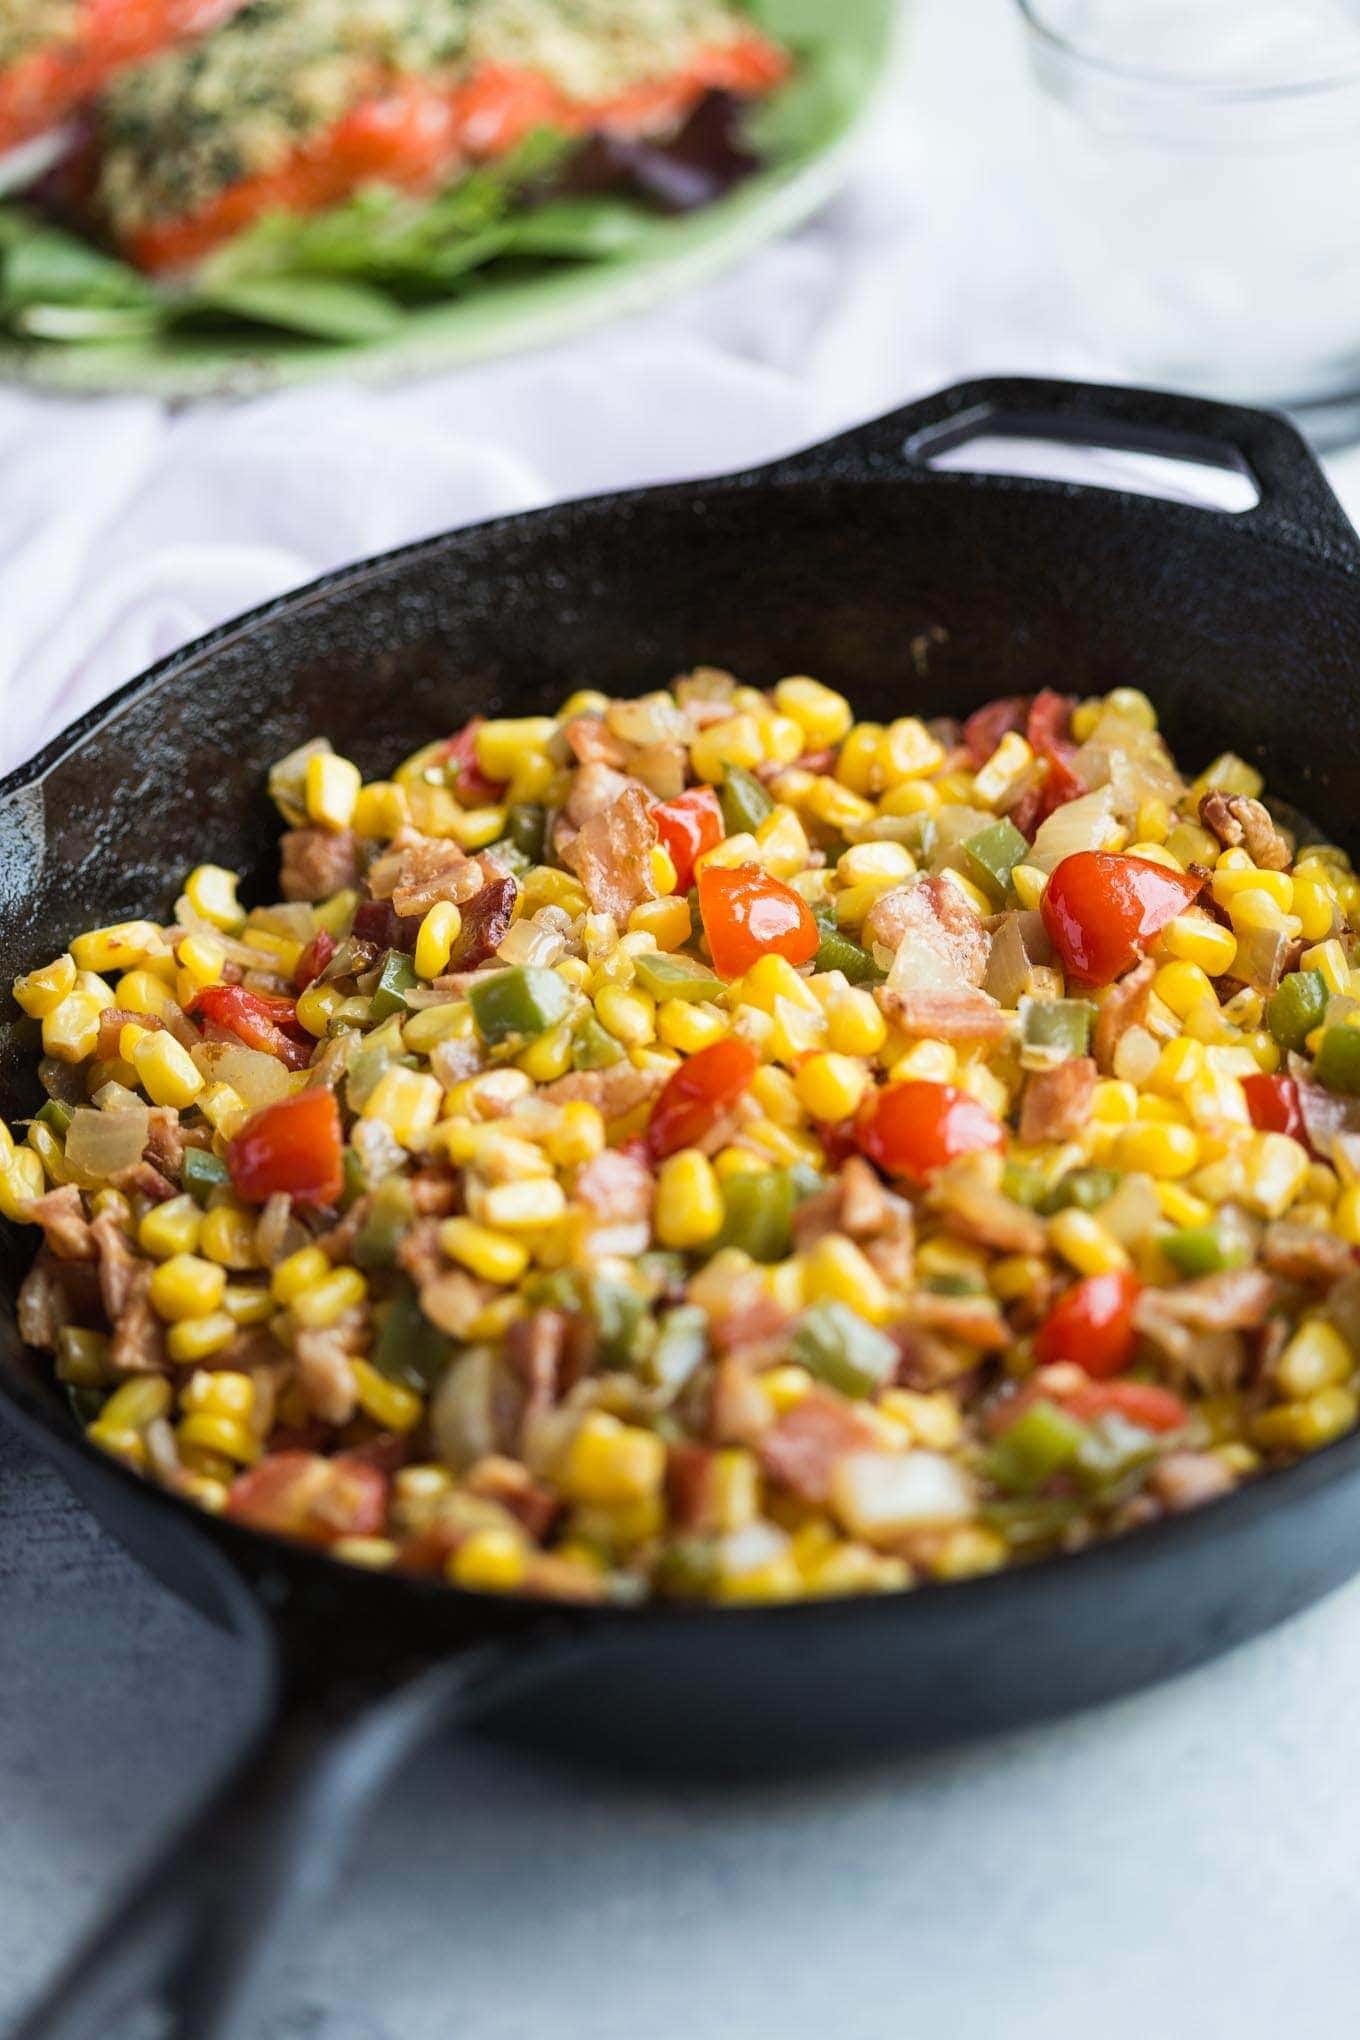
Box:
0, 0, 897, 400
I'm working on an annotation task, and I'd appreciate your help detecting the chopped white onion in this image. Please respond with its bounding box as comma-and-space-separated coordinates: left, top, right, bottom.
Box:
1029, 787, 1118, 873
65, 1104, 149, 1180
831, 1450, 975, 1543
190, 1040, 292, 1108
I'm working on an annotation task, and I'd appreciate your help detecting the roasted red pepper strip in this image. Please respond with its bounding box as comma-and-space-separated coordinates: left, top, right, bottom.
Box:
1243, 1072, 1308, 1141
697, 862, 819, 978
191, 983, 313, 1072
856, 1081, 1004, 1186
227, 1086, 344, 1208
226, 1450, 387, 1545
1041, 850, 1203, 987
647, 1038, 759, 1159
652, 786, 724, 893
1034, 1269, 1142, 1378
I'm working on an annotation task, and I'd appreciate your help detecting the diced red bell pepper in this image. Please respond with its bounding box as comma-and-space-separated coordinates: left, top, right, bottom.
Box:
227, 1086, 344, 1208
440, 715, 506, 808
293, 928, 337, 990
1034, 1269, 1142, 1378
191, 983, 313, 1072
1041, 850, 1203, 987
856, 1081, 1004, 1185
1060, 1379, 1188, 1434
697, 863, 819, 978
1243, 1072, 1307, 1141
963, 694, 1029, 768
652, 786, 724, 893
226, 1450, 387, 1546
647, 1038, 759, 1159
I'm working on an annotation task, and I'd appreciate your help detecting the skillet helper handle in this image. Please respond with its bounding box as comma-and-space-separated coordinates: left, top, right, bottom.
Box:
12, 1638, 541, 2040
759, 375, 1360, 571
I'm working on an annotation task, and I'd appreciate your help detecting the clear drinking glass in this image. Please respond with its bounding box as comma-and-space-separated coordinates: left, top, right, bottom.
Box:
1015, 0, 1360, 432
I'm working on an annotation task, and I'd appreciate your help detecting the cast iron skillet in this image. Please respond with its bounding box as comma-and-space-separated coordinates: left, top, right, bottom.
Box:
7, 376, 1360, 2040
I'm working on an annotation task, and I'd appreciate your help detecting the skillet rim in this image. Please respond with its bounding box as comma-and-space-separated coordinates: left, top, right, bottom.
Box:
7, 447, 1360, 1634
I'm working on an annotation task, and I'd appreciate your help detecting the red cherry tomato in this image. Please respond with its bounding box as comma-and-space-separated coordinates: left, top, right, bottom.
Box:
1060, 1380, 1189, 1434
647, 1038, 759, 1159
652, 786, 724, 893
191, 984, 313, 1071
697, 863, 819, 978
856, 1081, 1004, 1186
1243, 1072, 1307, 1141
441, 714, 505, 807
228, 1086, 344, 1208
226, 1451, 387, 1546
1041, 851, 1203, 987
1034, 1269, 1142, 1378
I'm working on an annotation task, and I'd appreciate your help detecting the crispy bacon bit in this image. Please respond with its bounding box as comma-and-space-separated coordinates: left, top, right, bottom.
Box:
109, 1265, 168, 1376
1019, 1057, 1097, 1146
864, 874, 991, 983
708, 1356, 774, 1445
564, 759, 634, 827
541, 1059, 667, 1117
1137, 1269, 1277, 1332
903, 1293, 1011, 1348
928, 1156, 1047, 1256
408, 1167, 459, 1218
757, 1390, 878, 1504
294, 1325, 360, 1425
573, 1148, 654, 1227
29, 1186, 95, 1262
1199, 790, 1290, 870
1262, 1223, 1355, 1285
110, 1160, 178, 1204
144, 1108, 184, 1178
351, 899, 414, 951
389, 839, 482, 919
562, 785, 659, 920
280, 826, 359, 902
667, 1443, 723, 1532
91, 1210, 139, 1320
1092, 957, 1155, 1075
506, 1308, 568, 1438
464, 1455, 559, 1540
18, 1254, 69, 1349
876, 985, 1009, 1041
97, 1006, 165, 1060
564, 716, 629, 769
444, 873, 517, 970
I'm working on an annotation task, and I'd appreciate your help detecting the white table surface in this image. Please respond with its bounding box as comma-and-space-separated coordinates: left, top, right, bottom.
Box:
6, 5, 1360, 2035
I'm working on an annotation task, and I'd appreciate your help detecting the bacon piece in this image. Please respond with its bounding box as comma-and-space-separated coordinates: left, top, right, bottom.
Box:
109, 1265, 168, 1376
91, 1210, 139, 1320
29, 1186, 95, 1262
864, 874, 991, 983
464, 1455, 559, 1540
541, 1059, 667, 1116
505, 1308, 568, 1437
110, 1160, 177, 1204
96, 1005, 165, 1059
293, 1325, 360, 1425
1138, 1269, 1277, 1332
573, 1148, 654, 1227
1092, 957, 1155, 1075
564, 716, 629, 768
444, 873, 517, 970
928, 1157, 1047, 1256
757, 1390, 879, 1505
280, 826, 359, 902
902, 1293, 1011, 1349
562, 786, 659, 920
1019, 1056, 1097, 1146
17, 1254, 66, 1350
1199, 791, 1290, 870
144, 1107, 184, 1178
564, 759, 633, 827
389, 840, 483, 919
876, 985, 1009, 1041
1262, 1222, 1355, 1286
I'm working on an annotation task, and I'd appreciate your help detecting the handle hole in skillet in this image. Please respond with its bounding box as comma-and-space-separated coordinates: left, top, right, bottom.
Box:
906, 415, 1261, 514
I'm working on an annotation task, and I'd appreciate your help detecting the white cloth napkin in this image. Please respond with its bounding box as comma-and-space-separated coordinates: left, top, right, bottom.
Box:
3, 0, 1360, 775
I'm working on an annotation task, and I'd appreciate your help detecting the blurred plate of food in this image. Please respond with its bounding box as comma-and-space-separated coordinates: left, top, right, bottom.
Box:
0, 0, 895, 397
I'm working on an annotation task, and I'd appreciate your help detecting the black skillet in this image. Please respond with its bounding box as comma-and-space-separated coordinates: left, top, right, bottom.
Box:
7, 376, 1360, 2040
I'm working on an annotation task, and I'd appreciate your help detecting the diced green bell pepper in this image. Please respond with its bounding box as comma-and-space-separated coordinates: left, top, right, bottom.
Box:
468, 965, 573, 1045
984, 1399, 1088, 1494
632, 952, 725, 1002
791, 1299, 899, 1399
720, 764, 774, 836
1268, 969, 1328, 1053
353, 1177, 415, 1270
814, 927, 885, 985
1037, 1166, 1119, 1216
1074, 1413, 1160, 1495
981, 1494, 1086, 1548
1019, 995, 1096, 1061
370, 1285, 452, 1392
182, 1147, 231, 1205
507, 802, 547, 864
587, 1275, 650, 1370
571, 1010, 625, 1070
713, 1168, 799, 1263
371, 951, 418, 1019
339, 1145, 367, 1208
36, 1099, 73, 1135
1315, 1023, 1360, 1095
646, 1304, 710, 1395
961, 818, 1030, 902
1001, 1160, 1047, 1209
1162, 1223, 1240, 1278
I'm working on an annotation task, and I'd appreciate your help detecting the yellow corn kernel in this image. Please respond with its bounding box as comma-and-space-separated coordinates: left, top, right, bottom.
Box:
292, 981, 341, 1038
71, 921, 163, 976
176, 932, 226, 999
447, 805, 508, 852
439, 1216, 530, 1285
271, 1244, 330, 1303
1212, 864, 1293, 913
166, 1312, 238, 1363
240, 927, 304, 977
352, 780, 409, 840
775, 676, 853, 748
1115, 1122, 1201, 1180
363, 1067, 443, 1149
149, 1253, 227, 1323
823, 987, 887, 1057
222, 1281, 274, 1327
695, 829, 760, 876
400, 1003, 471, 1058
836, 841, 915, 889
735, 954, 819, 1018
795, 1052, 868, 1123
1151, 1037, 1206, 1095
138, 1194, 202, 1260
595, 984, 656, 1047
1292, 873, 1338, 944
304, 751, 361, 832
545, 1102, 606, 1171
1049, 1208, 1132, 1276
1276, 1320, 1353, 1400
1303, 938, 1350, 997
1156, 1182, 1213, 1228
184, 864, 245, 933
808, 776, 877, 835
99, 1377, 174, 1433
0, 1145, 44, 1220
969, 731, 1033, 810
654, 1149, 725, 1250
628, 897, 691, 950
178, 1412, 259, 1466
1333, 1185, 1360, 1245
199, 1082, 249, 1140
198, 1204, 258, 1271
1090, 1080, 1138, 1126
713, 1146, 768, 1182
749, 1063, 800, 1129
448, 1526, 529, 1594
1134, 798, 1172, 846
515, 1021, 574, 1084
114, 969, 177, 1022
519, 868, 588, 919
291, 1266, 367, 1329
507, 753, 560, 806
1228, 887, 1293, 936
888, 1039, 957, 1084
878, 718, 946, 786
476, 1179, 567, 1230
559, 1412, 666, 1506
1011, 864, 1047, 911
413, 901, 462, 981
646, 843, 678, 898
132, 1031, 204, 1110
761, 1364, 812, 1415
690, 714, 764, 783
834, 721, 883, 794
878, 778, 941, 818
350, 1356, 423, 1434
1161, 913, 1237, 976
1254, 1386, 1359, 1453
40, 992, 103, 1063
656, 1000, 727, 1054
470, 715, 554, 780
13, 953, 77, 1018
1242, 1131, 1311, 1218
801, 1233, 894, 1321
1153, 961, 1218, 1020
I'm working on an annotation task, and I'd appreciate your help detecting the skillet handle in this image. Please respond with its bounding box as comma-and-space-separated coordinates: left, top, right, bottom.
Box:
757, 376, 1360, 572
11, 1607, 566, 2040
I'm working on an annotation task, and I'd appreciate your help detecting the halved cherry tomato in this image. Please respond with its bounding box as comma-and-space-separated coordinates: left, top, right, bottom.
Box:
1061, 1380, 1189, 1434
697, 863, 819, 978
647, 1038, 758, 1159
1034, 1269, 1141, 1378
856, 1081, 1004, 1186
652, 786, 723, 893
226, 1451, 387, 1546
227, 1086, 344, 1207
1243, 1072, 1307, 1141
440, 715, 506, 808
293, 928, 337, 991
191, 983, 312, 1072
1041, 850, 1203, 987
963, 694, 1029, 768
